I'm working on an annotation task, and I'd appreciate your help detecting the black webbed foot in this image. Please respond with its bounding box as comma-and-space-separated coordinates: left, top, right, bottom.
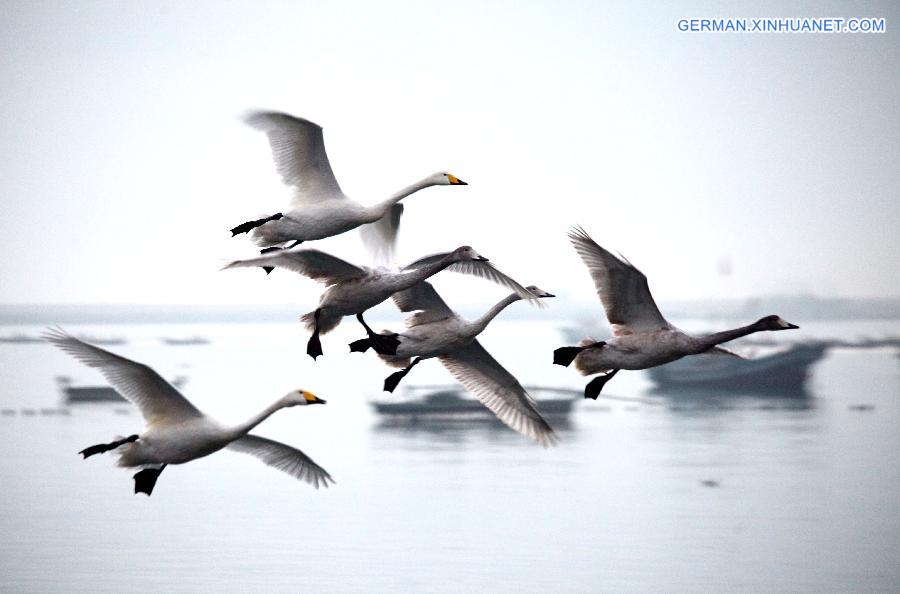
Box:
349, 338, 371, 353
307, 309, 323, 360
383, 357, 421, 393
79, 434, 139, 459
553, 346, 585, 367
259, 247, 282, 275
307, 333, 323, 360
383, 369, 408, 393
584, 369, 620, 400
229, 213, 283, 236
368, 333, 400, 356
554, 341, 606, 367
355, 312, 400, 355
133, 463, 167, 496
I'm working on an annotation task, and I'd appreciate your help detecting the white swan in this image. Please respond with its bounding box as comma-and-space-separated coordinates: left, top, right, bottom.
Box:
351, 281, 558, 446
223, 246, 540, 359
230, 111, 467, 258
553, 227, 799, 398
44, 329, 333, 496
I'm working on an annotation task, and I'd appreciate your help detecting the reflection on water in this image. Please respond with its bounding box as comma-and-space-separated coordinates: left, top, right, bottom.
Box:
0, 320, 899, 592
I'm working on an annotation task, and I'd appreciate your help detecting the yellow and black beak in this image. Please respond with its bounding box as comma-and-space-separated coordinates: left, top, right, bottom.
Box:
447, 174, 467, 186
302, 391, 327, 405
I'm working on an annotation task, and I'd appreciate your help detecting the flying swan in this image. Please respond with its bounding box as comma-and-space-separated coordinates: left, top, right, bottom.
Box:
230, 111, 467, 259
553, 227, 799, 398
350, 281, 558, 446
223, 246, 541, 359
45, 329, 333, 496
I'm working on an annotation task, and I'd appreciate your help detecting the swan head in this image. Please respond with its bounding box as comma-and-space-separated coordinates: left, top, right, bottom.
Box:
284, 390, 326, 406
451, 245, 489, 262
428, 171, 467, 186
756, 315, 799, 331
525, 285, 556, 299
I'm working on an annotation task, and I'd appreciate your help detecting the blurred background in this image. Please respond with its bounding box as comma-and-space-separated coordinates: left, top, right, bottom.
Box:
1, 1, 898, 592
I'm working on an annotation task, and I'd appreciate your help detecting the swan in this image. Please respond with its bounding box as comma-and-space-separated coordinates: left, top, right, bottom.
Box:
553, 227, 799, 399
350, 281, 558, 446
44, 329, 333, 496
230, 111, 467, 258
223, 246, 540, 359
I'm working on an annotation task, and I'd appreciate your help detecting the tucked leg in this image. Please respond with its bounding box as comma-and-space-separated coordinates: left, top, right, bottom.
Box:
229, 212, 283, 236
584, 369, 620, 400
79, 434, 139, 459
306, 309, 324, 360
356, 313, 400, 356
553, 341, 605, 367
383, 357, 422, 393
133, 463, 167, 496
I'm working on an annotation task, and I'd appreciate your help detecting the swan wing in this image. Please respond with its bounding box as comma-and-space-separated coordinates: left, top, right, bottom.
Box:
403, 254, 541, 307
446, 260, 542, 307
360, 203, 403, 263
439, 340, 557, 446
244, 111, 345, 205
392, 281, 455, 326
568, 226, 669, 335
227, 434, 334, 489
43, 329, 201, 424
223, 248, 367, 285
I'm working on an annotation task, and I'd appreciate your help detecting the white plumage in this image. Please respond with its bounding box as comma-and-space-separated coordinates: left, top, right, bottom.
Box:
45, 329, 333, 493
364, 281, 558, 446
233, 111, 467, 258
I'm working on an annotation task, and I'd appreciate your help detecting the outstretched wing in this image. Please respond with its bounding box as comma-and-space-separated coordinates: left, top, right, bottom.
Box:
227, 434, 334, 489
568, 226, 670, 336
43, 329, 201, 425
392, 281, 455, 327
403, 253, 541, 307
440, 340, 557, 446
223, 248, 366, 285
244, 111, 345, 205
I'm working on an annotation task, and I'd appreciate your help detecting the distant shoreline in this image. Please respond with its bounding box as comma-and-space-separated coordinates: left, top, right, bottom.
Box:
1, 296, 899, 325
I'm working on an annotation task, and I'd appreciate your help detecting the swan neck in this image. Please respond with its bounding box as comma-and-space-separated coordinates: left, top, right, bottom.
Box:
373, 178, 432, 216
473, 293, 520, 332
229, 398, 288, 439
695, 322, 761, 352
411, 254, 455, 281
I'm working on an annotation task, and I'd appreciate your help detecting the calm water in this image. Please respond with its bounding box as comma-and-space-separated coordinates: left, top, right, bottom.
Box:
1, 319, 898, 593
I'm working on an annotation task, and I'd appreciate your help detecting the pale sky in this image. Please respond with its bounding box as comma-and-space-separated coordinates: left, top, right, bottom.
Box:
1, 0, 898, 308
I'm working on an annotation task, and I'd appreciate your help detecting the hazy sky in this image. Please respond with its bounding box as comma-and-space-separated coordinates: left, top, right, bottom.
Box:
1, 0, 898, 308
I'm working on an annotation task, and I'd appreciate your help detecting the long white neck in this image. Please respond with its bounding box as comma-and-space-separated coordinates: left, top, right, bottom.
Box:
369, 177, 435, 219
472, 293, 522, 334
228, 397, 290, 439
